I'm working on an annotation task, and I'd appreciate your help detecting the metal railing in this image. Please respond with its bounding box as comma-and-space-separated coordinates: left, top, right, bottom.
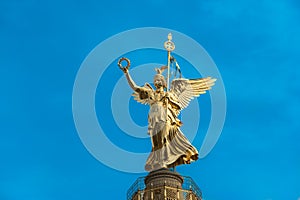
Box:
127, 177, 146, 200
127, 176, 202, 200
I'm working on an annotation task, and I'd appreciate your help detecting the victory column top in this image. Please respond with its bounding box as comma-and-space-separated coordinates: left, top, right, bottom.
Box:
118, 33, 216, 172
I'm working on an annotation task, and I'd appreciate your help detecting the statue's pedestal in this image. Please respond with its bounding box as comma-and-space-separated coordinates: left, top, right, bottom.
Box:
143, 168, 183, 199
129, 168, 201, 200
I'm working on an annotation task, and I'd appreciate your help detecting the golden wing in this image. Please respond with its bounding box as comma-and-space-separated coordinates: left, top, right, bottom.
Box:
170, 77, 216, 110
132, 83, 153, 105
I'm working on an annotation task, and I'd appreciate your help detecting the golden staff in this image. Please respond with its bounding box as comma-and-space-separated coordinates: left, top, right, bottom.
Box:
164, 33, 175, 91
163, 33, 175, 129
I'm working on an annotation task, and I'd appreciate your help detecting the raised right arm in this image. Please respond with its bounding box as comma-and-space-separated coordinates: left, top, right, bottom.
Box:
118, 58, 152, 101
118, 57, 140, 91
123, 70, 140, 91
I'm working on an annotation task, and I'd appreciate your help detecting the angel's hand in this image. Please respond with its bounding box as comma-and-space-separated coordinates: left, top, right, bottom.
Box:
120, 67, 128, 73
165, 92, 170, 98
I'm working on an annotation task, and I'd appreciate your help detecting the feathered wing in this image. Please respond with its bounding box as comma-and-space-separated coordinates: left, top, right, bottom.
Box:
170, 77, 216, 110
132, 83, 153, 105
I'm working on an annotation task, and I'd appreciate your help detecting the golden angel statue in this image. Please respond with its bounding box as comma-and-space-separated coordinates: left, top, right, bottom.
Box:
118, 34, 216, 172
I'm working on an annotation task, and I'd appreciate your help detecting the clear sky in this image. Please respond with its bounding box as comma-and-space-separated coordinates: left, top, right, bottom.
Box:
1, 0, 300, 200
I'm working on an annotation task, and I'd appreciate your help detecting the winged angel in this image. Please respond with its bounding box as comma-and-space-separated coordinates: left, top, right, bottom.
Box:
119, 59, 216, 172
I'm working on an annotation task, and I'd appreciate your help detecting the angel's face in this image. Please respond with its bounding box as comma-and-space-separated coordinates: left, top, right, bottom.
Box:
154, 78, 163, 89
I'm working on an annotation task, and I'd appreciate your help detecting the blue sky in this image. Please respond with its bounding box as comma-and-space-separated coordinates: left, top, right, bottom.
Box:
1, 0, 300, 199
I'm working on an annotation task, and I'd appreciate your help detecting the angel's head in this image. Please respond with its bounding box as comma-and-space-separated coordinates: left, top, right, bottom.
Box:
154, 66, 167, 89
